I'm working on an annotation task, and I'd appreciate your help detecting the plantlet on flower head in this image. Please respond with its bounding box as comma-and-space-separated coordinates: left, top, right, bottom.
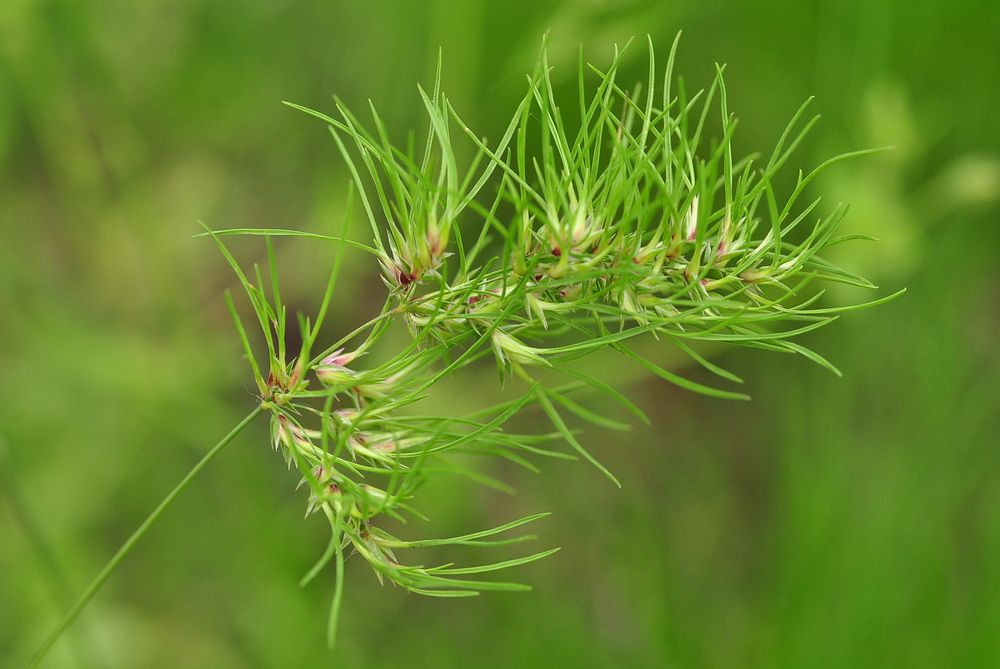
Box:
30, 34, 904, 666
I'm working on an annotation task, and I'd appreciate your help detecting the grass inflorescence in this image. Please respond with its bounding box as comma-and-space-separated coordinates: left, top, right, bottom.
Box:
31, 34, 901, 664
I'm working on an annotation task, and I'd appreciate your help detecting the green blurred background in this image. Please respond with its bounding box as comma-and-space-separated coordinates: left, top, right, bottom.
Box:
2, 1, 998, 667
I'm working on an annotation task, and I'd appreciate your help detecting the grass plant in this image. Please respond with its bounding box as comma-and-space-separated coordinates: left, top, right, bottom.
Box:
29, 35, 900, 666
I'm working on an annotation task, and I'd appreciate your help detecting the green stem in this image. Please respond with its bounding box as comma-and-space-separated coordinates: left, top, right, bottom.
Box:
1, 437, 97, 668
27, 405, 264, 669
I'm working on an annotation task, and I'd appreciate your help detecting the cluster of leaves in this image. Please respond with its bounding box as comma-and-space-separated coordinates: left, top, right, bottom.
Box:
204, 36, 899, 647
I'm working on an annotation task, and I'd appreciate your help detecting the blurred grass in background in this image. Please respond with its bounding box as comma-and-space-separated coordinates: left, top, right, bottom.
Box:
1, 1, 998, 667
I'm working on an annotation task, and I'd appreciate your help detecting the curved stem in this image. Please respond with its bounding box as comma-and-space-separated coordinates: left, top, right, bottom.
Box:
28, 405, 264, 669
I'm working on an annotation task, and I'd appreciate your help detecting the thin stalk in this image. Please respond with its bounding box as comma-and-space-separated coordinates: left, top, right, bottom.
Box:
28, 406, 264, 669
1, 437, 96, 668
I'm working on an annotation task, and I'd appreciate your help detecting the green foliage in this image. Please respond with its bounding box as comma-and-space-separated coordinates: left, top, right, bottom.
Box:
5, 1, 998, 666
184, 36, 896, 648
30, 37, 901, 664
